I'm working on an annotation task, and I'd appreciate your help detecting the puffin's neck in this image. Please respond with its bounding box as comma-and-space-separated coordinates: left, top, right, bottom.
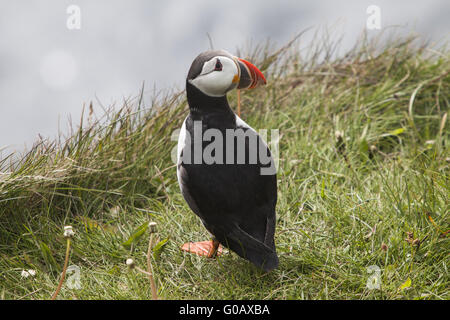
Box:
186, 81, 235, 122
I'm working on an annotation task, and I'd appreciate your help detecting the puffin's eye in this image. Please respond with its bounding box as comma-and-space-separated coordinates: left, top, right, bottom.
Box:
214, 59, 222, 71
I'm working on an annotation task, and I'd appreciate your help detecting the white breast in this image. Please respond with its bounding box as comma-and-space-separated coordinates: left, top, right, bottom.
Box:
235, 114, 256, 132
176, 117, 188, 185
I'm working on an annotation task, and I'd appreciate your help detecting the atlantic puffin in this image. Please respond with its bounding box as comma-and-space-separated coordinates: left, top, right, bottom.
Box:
177, 50, 278, 272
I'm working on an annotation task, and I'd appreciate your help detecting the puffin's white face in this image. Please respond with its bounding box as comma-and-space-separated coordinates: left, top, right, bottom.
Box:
188, 55, 240, 97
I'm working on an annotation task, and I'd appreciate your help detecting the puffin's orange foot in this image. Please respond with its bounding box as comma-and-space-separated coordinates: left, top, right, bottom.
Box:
181, 240, 222, 258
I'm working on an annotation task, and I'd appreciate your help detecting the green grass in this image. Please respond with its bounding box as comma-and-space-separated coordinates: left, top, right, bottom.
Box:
0, 30, 448, 300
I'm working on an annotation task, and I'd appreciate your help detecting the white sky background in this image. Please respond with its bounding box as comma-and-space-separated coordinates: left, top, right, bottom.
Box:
0, 0, 449, 156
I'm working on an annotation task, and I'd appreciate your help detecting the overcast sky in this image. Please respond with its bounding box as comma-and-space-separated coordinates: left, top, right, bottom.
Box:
0, 0, 448, 156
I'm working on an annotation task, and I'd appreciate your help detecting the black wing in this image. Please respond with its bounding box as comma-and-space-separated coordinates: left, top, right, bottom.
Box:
177, 115, 278, 271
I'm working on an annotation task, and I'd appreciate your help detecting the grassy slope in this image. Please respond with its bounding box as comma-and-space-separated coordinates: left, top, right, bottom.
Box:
0, 33, 448, 300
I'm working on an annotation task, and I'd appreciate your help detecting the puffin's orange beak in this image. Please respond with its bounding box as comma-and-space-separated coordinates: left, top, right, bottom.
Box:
234, 57, 266, 89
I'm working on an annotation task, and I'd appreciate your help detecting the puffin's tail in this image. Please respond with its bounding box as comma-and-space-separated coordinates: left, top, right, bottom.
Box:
219, 225, 279, 272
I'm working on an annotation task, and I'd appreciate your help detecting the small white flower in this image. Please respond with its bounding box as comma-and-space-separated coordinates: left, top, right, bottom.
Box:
126, 258, 135, 269
27, 269, 36, 277
335, 130, 343, 139
21, 269, 37, 279
148, 222, 157, 233
64, 225, 75, 238
109, 206, 120, 217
